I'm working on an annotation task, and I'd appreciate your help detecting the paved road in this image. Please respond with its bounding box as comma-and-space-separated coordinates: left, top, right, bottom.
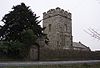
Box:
0, 60, 100, 66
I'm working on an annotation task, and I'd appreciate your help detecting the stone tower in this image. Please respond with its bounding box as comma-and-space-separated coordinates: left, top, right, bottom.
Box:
43, 7, 72, 49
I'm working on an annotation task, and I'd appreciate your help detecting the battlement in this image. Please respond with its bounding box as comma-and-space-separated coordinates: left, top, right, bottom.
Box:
43, 7, 71, 19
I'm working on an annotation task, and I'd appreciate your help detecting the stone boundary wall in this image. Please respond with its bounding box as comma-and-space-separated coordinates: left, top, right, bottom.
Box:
40, 48, 100, 61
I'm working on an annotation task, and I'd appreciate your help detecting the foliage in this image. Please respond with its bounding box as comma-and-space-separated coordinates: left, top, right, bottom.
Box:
0, 3, 47, 58
0, 3, 44, 42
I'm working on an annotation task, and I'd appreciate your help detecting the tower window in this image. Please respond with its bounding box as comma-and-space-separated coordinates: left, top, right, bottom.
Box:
49, 24, 51, 32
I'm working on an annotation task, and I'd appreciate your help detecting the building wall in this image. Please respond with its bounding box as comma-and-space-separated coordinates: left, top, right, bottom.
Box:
43, 7, 72, 49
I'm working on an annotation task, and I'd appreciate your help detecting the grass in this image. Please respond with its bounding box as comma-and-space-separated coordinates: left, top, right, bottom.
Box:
1, 63, 100, 68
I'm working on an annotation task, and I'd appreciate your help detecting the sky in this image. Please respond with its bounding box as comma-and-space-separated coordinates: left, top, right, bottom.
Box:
0, 0, 100, 51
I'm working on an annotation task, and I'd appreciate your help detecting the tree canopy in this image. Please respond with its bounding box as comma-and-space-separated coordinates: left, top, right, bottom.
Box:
0, 3, 45, 42
0, 3, 47, 58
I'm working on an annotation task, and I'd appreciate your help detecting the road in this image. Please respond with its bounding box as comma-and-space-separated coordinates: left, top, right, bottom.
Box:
0, 60, 100, 66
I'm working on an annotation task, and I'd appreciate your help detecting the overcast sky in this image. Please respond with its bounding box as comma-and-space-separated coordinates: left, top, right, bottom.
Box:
0, 0, 100, 51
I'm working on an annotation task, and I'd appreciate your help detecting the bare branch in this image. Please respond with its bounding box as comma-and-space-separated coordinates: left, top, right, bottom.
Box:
84, 28, 100, 40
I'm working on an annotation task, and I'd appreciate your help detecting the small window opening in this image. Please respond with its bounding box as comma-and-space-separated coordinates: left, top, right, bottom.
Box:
49, 24, 51, 32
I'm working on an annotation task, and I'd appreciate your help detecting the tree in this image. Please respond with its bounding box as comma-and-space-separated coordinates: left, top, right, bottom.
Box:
84, 28, 100, 40
1, 3, 45, 41
0, 3, 47, 59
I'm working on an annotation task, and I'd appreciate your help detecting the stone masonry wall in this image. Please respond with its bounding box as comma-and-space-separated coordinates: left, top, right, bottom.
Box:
43, 7, 73, 49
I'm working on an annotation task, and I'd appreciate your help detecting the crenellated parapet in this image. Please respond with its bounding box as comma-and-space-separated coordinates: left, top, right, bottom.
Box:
43, 7, 71, 19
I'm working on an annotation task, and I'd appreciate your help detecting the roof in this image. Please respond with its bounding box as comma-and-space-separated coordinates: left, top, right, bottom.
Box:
73, 42, 89, 49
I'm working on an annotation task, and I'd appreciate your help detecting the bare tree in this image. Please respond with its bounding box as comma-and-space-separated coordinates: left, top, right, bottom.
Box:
84, 28, 100, 40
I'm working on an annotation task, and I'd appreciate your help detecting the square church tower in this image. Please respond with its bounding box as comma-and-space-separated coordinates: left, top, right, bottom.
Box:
43, 7, 73, 49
